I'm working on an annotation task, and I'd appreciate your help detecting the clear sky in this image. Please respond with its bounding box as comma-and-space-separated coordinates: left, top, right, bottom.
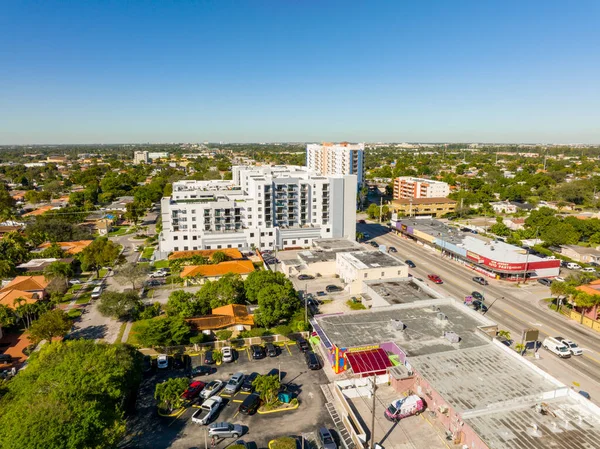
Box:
1, 1, 599, 144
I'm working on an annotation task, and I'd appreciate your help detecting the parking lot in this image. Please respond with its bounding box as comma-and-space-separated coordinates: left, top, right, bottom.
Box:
126, 343, 335, 449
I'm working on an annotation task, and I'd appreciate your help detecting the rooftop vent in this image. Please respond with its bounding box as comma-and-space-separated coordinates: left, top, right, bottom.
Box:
526, 423, 542, 438
444, 331, 460, 343
431, 305, 440, 312
437, 312, 448, 322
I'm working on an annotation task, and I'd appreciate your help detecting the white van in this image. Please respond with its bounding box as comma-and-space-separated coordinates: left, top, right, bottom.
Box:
566, 262, 581, 270
91, 286, 103, 300
542, 337, 571, 358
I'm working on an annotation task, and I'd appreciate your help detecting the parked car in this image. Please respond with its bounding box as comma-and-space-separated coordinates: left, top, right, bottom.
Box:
149, 269, 168, 278
200, 380, 225, 399
318, 428, 337, 449
537, 278, 552, 287
182, 381, 206, 401
191, 365, 216, 377
389, 247, 397, 253
157, 354, 169, 369
471, 291, 484, 301
265, 342, 278, 357
316, 291, 327, 297
146, 279, 165, 287
251, 345, 265, 360
192, 396, 223, 425
296, 338, 310, 353
582, 267, 597, 273
384, 395, 425, 422
204, 350, 216, 365
566, 262, 581, 270
472, 276, 489, 286
358, 219, 366, 224
68, 279, 82, 285
369, 241, 379, 247
405, 260, 416, 268
553, 276, 566, 282
427, 274, 443, 284
142, 355, 153, 374
239, 393, 261, 415
560, 260, 569, 268
208, 422, 243, 439
223, 372, 245, 395
555, 337, 583, 356
298, 274, 315, 280
542, 337, 571, 358
305, 351, 320, 370
241, 372, 258, 393
579, 390, 591, 400
172, 354, 187, 370
222, 346, 234, 363
326, 285, 343, 293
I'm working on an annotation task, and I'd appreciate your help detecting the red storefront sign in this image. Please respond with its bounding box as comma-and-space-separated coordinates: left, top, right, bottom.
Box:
466, 251, 484, 264
471, 255, 560, 272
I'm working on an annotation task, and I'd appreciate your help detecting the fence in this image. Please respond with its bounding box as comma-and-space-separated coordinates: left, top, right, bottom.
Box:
569, 311, 600, 333
139, 331, 309, 355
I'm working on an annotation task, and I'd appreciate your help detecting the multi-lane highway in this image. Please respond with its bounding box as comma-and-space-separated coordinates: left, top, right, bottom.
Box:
358, 222, 600, 394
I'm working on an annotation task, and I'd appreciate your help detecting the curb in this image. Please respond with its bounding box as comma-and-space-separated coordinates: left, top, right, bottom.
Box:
157, 406, 185, 417
257, 402, 299, 414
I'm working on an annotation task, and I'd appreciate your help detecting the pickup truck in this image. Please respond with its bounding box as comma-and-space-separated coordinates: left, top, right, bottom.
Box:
191, 396, 223, 425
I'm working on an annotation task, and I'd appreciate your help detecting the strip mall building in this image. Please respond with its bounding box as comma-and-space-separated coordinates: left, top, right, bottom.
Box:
391, 217, 560, 281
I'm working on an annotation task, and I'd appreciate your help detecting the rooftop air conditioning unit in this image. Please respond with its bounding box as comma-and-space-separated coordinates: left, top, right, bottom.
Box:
437, 312, 448, 322
431, 305, 440, 312
444, 331, 460, 343
391, 319, 405, 331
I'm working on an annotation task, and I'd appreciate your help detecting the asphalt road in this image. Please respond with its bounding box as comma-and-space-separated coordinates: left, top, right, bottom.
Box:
357, 222, 600, 387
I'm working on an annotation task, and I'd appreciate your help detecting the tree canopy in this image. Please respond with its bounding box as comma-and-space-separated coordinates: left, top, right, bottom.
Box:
98, 290, 143, 320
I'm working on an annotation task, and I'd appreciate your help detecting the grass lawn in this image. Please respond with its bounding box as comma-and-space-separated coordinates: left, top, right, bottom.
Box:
154, 259, 169, 269
142, 246, 155, 259
67, 309, 82, 319
346, 299, 366, 310
98, 268, 109, 278
116, 322, 127, 343
128, 317, 163, 346
108, 226, 129, 237
60, 293, 74, 304
76, 293, 92, 304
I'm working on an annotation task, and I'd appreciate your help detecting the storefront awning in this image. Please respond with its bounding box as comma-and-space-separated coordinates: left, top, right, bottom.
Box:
346, 348, 392, 376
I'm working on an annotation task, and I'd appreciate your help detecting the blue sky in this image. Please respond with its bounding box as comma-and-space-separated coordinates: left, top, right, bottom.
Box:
1, 1, 599, 144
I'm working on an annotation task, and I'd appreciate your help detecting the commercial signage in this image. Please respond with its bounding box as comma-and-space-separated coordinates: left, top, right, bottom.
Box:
466, 251, 484, 263
347, 345, 379, 353
467, 253, 560, 272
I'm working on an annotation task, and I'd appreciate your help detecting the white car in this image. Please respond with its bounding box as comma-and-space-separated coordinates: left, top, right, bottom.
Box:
556, 337, 583, 356
149, 270, 168, 278
68, 279, 82, 285
157, 354, 169, 369
222, 346, 233, 363
582, 267, 597, 273
566, 262, 581, 270
553, 276, 565, 282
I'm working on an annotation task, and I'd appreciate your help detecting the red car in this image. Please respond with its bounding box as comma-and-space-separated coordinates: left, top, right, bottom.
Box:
182, 381, 206, 400
428, 274, 443, 284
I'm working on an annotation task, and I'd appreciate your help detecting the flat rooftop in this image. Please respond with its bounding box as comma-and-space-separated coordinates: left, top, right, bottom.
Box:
365, 279, 439, 304
398, 218, 465, 246
316, 302, 490, 355
409, 345, 560, 413
339, 250, 405, 269
313, 238, 363, 251
464, 396, 600, 449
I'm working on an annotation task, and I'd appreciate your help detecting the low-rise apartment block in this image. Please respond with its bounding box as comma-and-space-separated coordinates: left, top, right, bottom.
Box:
393, 176, 450, 199
158, 165, 357, 254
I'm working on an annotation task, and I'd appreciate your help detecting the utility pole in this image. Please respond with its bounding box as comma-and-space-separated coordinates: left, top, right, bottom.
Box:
304, 283, 308, 324
379, 197, 383, 223
370, 375, 378, 449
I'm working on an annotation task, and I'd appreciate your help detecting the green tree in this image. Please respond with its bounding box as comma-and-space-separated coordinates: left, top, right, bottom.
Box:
0, 339, 141, 449
37, 242, 67, 259
0, 304, 16, 328
0, 260, 15, 279
137, 316, 191, 347
165, 290, 203, 318
154, 377, 189, 412
252, 374, 280, 405
211, 250, 230, 264
367, 203, 379, 220
269, 437, 297, 449
97, 290, 143, 320
68, 191, 86, 207
541, 223, 581, 246
215, 330, 233, 341
114, 262, 150, 290
200, 273, 246, 309
125, 201, 142, 225
28, 309, 72, 344
44, 261, 74, 291
79, 237, 121, 277
253, 284, 300, 328
245, 270, 294, 304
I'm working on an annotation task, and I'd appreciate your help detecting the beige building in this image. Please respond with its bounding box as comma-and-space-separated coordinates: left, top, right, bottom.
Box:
336, 250, 408, 294
560, 245, 600, 264
390, 197, 457, 218
393, 177, 449, 199
306, 142, 365, 186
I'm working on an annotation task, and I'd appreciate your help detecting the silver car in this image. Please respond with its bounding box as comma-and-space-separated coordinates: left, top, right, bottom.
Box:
223, 372, 245, 395
208, 422, 243, 438
200, 380, 224, 399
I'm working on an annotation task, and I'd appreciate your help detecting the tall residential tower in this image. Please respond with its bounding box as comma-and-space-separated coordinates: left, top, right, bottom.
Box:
306, 142, 365, 187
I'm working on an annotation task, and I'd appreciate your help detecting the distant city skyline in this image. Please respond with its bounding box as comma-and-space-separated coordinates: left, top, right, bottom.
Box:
1, 1, 599, 145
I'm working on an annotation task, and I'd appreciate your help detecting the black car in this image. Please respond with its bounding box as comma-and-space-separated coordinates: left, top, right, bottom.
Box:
251, 344, 265, 360
142, 355, 153, 375
472, 300, 488, 313
369, 241, 379, 247
405, 260, 416, 268
204, 351, 215, 365
389, 247, 397, 253
191, 365, 215, 377
561, 260, 569, 268
472, 276, 489, 286
305, 351, 321, 370
298, 274, 315, 280
241, 372, 258, 393
173, 354, 186, 369
538, 278, 552, 287
325, 285, 343, 293
265, 342, 278, 357
296, 338, 310, 353
471, 291, 484, 301
316, 291, 326, 297
239, 393, 261, 415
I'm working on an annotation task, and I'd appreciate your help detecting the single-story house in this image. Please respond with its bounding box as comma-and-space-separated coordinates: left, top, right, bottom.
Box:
186, 304, 254, 334
489, 201, 517, 214
102, 196, 134, 213
180, 260, 255, 285
16, 258, 74, 273
22, 205, 55, 217
168, 248, 244, 261
37, 240, 93, 255
0, 275, 50, 309
502, 218, 526, 231
561, 245, 600, 264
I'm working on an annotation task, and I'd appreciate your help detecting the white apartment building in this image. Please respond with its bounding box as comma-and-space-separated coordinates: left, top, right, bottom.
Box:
336, 250, 408, 294
158, 166, 357, 254
393, 176, 450, 199
306, 142, 365, 187
133, 151, 149, 164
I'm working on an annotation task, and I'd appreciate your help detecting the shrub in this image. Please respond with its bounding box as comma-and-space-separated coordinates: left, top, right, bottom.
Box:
270, 437, 297, 449
215, 330, 233, 341
272, 324, 292, 336
139, 302, 162, 320
190, 334, 207, 345
67, 309, 82, 319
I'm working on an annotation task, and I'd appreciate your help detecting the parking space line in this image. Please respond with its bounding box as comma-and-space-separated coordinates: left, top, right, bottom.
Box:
232, 411, 240, 419
246, 348, 251, 361
286, 345, 292, 355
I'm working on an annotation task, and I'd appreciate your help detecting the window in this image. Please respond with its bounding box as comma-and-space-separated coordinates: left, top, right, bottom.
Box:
304, 240, 308, 244
364, 273, 368, 278
250, 233, 254, 237
192, 216, 196, 221
174, 247, 179, 251
193, 246, 198, 250
192, 225, 197, 229
217, 245, 222, 249
326, 228, 330, 232
183, 235, 188, 240
184, 246, 189, 250
227, 244, 232, 248
261, 232, 265, 237
191, 209, 196, 214
398, 270, 402, 275
193, 236, 197, 240
269, 232, 273, 236
174, 236, 178, 241
381, 272, 385, 277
